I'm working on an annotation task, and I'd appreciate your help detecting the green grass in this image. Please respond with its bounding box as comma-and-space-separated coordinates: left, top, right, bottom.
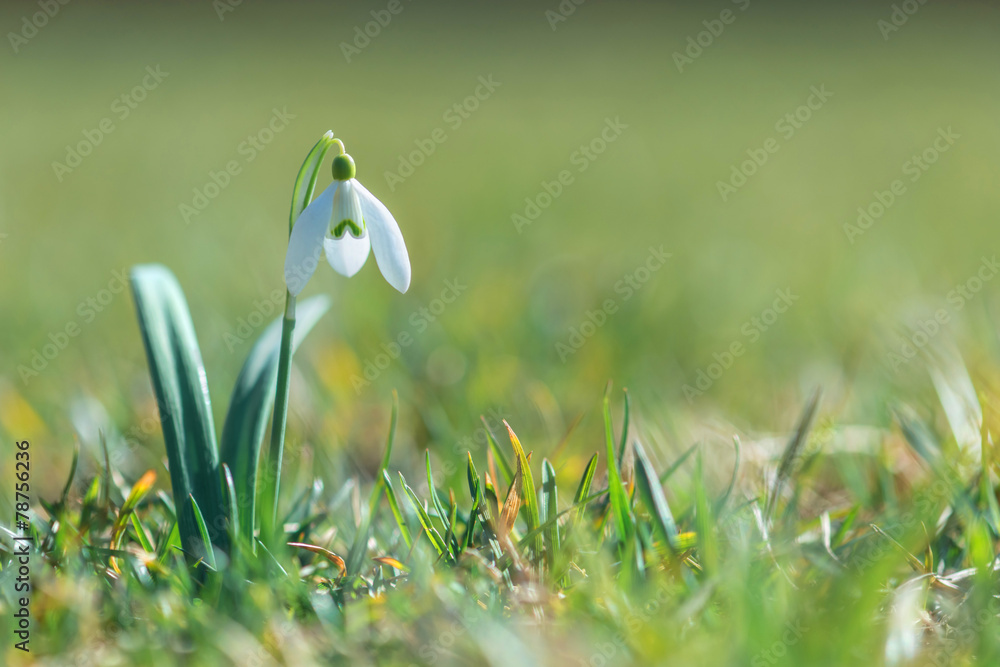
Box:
2, 1, 1000, 665
4, 381, 1000, 665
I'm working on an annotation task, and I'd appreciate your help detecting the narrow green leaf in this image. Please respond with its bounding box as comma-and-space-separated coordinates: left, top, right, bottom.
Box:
111, 470, 157, 551
573, 452, 600, 525
483, 416, 514, 486
659, 442, 699, 484
345, 391, 398, 576
694, 453, 718, 574
221, 463, 241, 546
517, 487, 609, 549
219, 295, 330, 544
713, 436, 741, 516
254, 538, 289, 578
541, 459, 560, 569
129, 513, 155, 553
603, 390, 633, 544
633, 440, 679, 551
444, 490, 459, 554
504, 421, 541, 560
617, 388, 631, 462
465, 453, 482, 551
399, 473, 450, 561
188, 494, 217, 570
467, 451, 481, 502
59, 442, 80, 507
130, 264, 227, 555
425, 450, 450, 532
157, 520, 181, 563
766, 389, 821, 522
382, 470, 412, 550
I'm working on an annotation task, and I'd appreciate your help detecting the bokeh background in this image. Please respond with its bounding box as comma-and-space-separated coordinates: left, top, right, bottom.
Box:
2, 0, 999, 498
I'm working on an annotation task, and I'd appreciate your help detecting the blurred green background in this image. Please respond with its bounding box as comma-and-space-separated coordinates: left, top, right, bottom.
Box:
2, 0, 999, 496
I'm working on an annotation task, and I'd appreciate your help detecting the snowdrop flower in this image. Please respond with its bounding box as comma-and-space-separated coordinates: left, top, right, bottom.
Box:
284, 148, 410, 295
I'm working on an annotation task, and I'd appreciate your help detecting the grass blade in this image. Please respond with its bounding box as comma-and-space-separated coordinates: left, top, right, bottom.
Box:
659, 442, 699, 484
713, 436, 741, 516
504, 421, 541, 561
573, 453, 599, 524
465, 453, 482, 551
483, 416, 514, 486
221, 463, 241, 546
633, 440, 679, 551
129, 513, 155, 553
694, 453, 718, 575
425, 450, 449, 532
603, 389, 633, 544
345, 391, 399, 576
188, 493, 217, 570
399, 473, 450, 561
382, 470, 412, 551
288, 542, 346, 577
766, 389, 821, 522
541, 459, 560, 569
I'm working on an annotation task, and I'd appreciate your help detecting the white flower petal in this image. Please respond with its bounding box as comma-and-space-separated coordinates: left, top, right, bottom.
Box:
332, 179, 364, 234
284, 182, 337, 296
354, 179, 411, 293
324, 230, 370, 277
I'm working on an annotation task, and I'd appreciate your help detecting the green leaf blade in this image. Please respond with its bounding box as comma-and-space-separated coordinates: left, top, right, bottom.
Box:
130, 264, 227, 556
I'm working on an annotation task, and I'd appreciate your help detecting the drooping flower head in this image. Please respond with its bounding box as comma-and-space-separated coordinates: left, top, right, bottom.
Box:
284, 141, 410, 295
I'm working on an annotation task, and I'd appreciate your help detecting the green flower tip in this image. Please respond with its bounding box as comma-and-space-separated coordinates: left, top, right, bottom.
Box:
332, 153, 356, 181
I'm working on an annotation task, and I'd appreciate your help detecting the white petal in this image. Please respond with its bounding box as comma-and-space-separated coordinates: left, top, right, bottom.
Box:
324, 230, 370, 277
284, 182, 336, 296
354, 179, 411, 293
332, 179, 364, 234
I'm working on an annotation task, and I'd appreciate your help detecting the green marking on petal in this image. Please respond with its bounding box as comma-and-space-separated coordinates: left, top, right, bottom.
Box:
332, 219, 363, 238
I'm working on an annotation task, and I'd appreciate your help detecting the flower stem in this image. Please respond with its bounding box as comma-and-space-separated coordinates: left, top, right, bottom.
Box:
261, 292, 296, 547
259, 130, 339, 548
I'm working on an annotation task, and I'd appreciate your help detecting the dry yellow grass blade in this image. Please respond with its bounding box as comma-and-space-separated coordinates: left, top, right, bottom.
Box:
110, 469, 158, 574
372, 556, 409, 572
288, 542, 347, 577
497, 461, 523, 541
